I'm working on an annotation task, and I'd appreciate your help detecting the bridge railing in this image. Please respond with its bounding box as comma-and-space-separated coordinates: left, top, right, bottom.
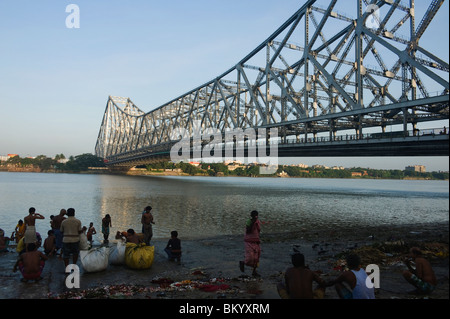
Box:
277, 127, 449, 145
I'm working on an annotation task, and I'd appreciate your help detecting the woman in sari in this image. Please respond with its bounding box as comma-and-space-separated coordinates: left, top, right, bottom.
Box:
239, 210, 261, 277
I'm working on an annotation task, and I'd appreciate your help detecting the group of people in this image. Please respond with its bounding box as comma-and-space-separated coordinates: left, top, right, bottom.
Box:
0, 205, 182, 283
1, 207, 439, 298
4, 207, 90, 281
237, 210, 437, 299
276, 247, 437, 299
112, 206, 182, 263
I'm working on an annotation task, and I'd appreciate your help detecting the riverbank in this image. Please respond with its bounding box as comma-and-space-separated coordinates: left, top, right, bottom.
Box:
1, 222, 448, 300
1, 167, 448, 181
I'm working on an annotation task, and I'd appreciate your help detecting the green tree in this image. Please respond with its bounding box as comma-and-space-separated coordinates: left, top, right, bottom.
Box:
34, 155, 55, 171
176, 162, 200, 175
61, 153, 105, 171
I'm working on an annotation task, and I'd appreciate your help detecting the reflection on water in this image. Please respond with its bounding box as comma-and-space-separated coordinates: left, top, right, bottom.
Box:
0, 172, 448, 241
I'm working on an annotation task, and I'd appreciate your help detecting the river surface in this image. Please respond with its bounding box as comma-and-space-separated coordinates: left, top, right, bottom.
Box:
0, 172, 448, 242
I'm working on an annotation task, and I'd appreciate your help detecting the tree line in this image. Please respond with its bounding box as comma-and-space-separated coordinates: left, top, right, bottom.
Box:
145, 161, 449, 180
0, 153, 105, 172
2, 156, 447, 180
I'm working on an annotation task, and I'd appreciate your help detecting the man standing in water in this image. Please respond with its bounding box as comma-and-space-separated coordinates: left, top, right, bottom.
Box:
141, 206, 155, 246
60, 208, 82, 268
239, 210, 261, 277
24, 207, 45, 246
51, 209, 66, 255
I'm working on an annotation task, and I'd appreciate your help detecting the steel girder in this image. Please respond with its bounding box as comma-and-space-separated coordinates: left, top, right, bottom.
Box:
95, 0, 449, 163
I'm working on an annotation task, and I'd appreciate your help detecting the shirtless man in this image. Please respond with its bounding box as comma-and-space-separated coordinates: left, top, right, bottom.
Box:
24, 207, 45, 245
141, 206, 155, 245
126, 229, 141, 244
115, 229, 141, 244
403, 247, 437, 294
13, 243, 48, 282
51, 209, 66, 253
277, 253, 326, 299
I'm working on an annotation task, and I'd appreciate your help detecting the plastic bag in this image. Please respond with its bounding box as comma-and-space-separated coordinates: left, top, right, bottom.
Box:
80, 246, 109, 272
125, 243, 154, 269
109, 241, 126, 265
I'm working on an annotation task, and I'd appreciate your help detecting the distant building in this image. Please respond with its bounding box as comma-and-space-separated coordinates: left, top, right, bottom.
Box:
1, 154, 18, 162
351, 171, 368, 177
227, 164, 246, 171
405, 165, 426, 173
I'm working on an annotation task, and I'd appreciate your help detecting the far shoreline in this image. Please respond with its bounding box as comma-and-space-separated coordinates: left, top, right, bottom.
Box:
1, 168, 448, 181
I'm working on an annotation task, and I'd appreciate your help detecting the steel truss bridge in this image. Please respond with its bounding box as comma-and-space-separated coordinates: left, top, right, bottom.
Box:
95, 0, 449, 167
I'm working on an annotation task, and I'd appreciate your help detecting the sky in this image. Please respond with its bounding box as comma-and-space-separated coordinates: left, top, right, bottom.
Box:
0, 0, 448, 171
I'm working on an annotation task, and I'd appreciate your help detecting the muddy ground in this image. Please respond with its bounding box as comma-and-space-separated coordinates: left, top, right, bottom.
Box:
0, 222, 448, 300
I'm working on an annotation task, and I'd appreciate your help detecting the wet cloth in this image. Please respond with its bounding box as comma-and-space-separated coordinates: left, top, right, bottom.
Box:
15, 223, 26, 242
411, 274, 436, 294
53, 229, 63, 249
102, 224, 110, 237
24, 225, 37, 244
142, 224, 153, 245
244, 241, 261, 268
18, 260, 45, 280
244, 219, 261, 267
16, 238, 25, 254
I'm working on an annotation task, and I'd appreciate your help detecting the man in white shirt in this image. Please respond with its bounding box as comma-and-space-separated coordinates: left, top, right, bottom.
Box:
60, 208, 82, 267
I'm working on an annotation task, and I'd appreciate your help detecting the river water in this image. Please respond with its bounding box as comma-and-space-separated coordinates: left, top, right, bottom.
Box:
0, 172, 448, 242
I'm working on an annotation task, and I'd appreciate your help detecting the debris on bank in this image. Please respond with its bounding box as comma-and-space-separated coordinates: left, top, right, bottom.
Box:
330, 241, 449, 271
47, 270, 265, 299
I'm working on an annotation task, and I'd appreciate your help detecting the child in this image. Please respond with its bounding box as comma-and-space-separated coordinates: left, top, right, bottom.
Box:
164, 231, 182, 264
87, 222, 97, 246
43, 230, 56, 256
115, 231, 128, 242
